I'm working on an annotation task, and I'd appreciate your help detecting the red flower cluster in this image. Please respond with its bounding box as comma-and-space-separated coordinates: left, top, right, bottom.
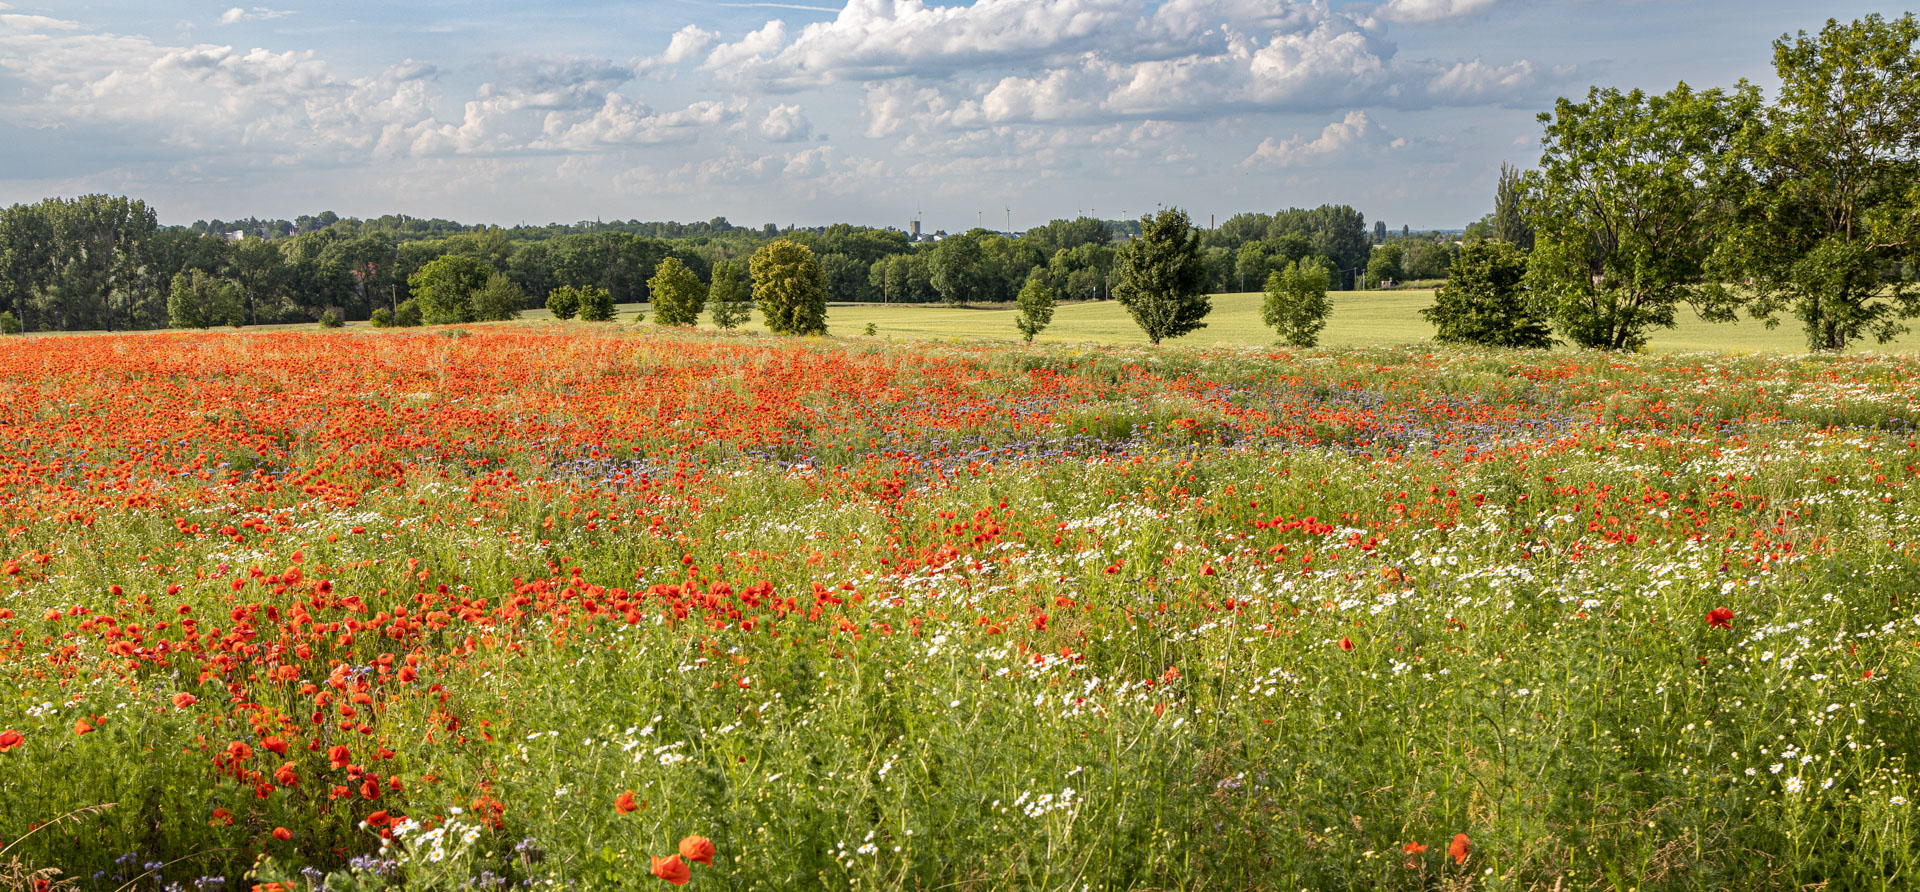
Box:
649, 836, 716, 885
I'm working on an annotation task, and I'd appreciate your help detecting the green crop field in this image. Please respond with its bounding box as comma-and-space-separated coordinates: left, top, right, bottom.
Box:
515, 289, 1920, 354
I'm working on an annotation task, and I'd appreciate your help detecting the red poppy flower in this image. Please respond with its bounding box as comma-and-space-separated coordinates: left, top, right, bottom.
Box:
616, 790, 639, 814
329, 745, 353, 769
1449, 833, 1471, 865
0, 729, 22, 752
1706, 607, 1734, 629
73, 718, 93, 736
650, 854, 691, 885
272, 826, 293, 841
171, 692, 199, 709
678, 835, 715, 866
1401, 841, 1427, 854
1338, 636, 1354, 651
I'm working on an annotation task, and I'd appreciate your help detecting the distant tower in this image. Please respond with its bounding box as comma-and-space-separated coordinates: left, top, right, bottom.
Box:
910, 219, 921, 239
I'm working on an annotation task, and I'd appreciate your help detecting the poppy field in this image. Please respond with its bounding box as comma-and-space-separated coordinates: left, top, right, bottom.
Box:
4, 326, 1920, 890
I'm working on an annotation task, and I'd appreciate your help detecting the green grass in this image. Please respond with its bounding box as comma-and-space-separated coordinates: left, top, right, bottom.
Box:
526, 290, 1920, 353
29, 290, 1920, 354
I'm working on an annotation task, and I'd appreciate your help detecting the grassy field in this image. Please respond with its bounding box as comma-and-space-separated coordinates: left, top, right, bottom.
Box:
430, 289, 1920, 354
4, 325, 1920, 889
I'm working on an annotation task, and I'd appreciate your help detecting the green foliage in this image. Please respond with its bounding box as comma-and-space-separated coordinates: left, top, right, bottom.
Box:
869, 253, 937, 303
864, 322, 878, 336
1043, 244, 1114, 303
0, 310, 17, 334
471, 274, 526, 322
407, 254, 495, 325
369, 307, 393, 328
167, 270, 244, 330
648, 257, 708, 327
1014, 275, 1056, 342
1492, 162, 1535, 251
1364, 244, 1403, 288
394, 298, 424, 327
929, 232, 990, 305
545, 286, 581, 321
1115, 207, 1210, 345
1527, 81, 1759, 350
708, 260, 752, 330
167, 272, 208, 329
1399, 240, 1457, 281
1021, 216, 1113, 255
1712, 13, 1920, 351
577, 285, 616, 322
750, 239, 829, 335
1261, 257, 1332, 347
318, 308, 345, 328
819, 253, 877, 302
1424, 240, 1554, 349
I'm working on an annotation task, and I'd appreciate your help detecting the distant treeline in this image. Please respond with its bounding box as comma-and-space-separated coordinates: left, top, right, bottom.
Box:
0, 197, 1450, 332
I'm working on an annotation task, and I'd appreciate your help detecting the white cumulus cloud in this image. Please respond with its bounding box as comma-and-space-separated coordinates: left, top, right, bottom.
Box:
758, 103, 814, 141
1238, 110, 1405, 168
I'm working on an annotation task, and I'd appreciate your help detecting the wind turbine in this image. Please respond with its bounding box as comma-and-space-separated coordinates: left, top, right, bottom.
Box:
1005, 205, 1012, 235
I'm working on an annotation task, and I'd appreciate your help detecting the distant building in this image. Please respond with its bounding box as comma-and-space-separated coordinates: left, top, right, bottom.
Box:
909, 220, 921, 240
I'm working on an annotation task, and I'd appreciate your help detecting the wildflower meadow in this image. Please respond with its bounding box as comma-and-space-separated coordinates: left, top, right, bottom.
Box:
4, 325, 1920, 890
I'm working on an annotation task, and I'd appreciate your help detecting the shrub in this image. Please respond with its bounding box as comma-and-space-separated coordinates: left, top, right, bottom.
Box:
1262, 257, 1332, 347
369, 308, 393, 328
577, 285, 616, 322
318, 309, 345, 329
546, 287, 581, 321
472, 274, 526, 322
648, 258, 708, 327
394, 299, 424, 327
0, 310, 19, 334
1424, 240, 1554, 349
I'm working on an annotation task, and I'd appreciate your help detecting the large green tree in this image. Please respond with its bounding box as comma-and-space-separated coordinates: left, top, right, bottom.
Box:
1713, 13, 1920, 351
929, 232, 990, 305
1526, 82, 1758, 350
407, 254, 494, 324
1115, 208, 1210, 345
750, 239, 828, 335
648, 256, 708, 326
1423, 240, 1553, 349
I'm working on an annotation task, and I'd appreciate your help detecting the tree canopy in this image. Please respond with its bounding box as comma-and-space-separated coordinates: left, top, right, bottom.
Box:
1115, 208, 1210, 345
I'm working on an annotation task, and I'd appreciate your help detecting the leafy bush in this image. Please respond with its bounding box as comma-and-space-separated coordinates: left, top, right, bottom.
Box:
546, 286, 581, 321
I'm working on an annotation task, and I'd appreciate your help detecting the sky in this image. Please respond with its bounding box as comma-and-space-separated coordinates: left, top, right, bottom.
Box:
0, 0, 1905, 231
